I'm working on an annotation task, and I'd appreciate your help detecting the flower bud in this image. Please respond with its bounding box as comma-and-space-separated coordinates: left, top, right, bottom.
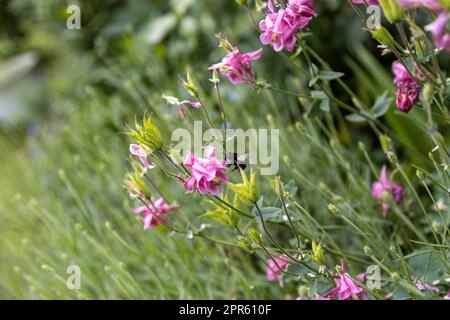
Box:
364, 245, 372, 256
378, 0, 404, 24
370, 26, 395, 48
311, 240, 325, 265
358, 141, 366, 152
432, 221, 442, 233
422, 83, 434, 104
387, 151, 398, 165
416, 169, 425, 181
327, 204, 341, 216
247, 228, 262, 245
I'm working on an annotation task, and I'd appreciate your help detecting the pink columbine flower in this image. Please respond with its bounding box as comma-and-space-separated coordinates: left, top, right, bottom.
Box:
413, 277, 440, 294
178, 100, 201, 118
444, 290, 450, 300
209, 46, 263, 86
397, 0, 442, 11
266, 255, 289, 286
425, 12, 450, 52
259, 0, 316, 52
129, 144, 156, 169
324, 260, 367, 300
183, 146, 228, 196
371, 165, 404, 216
391, 61, 422, 113
133, 197, 178, 230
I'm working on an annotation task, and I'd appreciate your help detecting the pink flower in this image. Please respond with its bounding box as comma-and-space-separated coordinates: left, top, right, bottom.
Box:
391, 61, 422, 113
444, 290, 450, 300
133, 197, 178, 230
324, 261, 367, 300
209, 46, 263, 86
180, 100, 201, 109
183, 146, 228, 196
266, 255, 289, 286
413, 277, 440, 294
425, 12, 450, 52
352, 0, 379, 5
398, 0, 442, 11
129, 144, 156, 169
371, 165, 404, 216
259, 0, 316, 52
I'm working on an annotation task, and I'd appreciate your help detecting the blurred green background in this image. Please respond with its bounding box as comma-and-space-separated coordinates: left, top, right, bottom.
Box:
0, 0, 447, 299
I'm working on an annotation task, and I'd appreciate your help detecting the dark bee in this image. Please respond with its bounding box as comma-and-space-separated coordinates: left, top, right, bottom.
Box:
225, 152, 248, 172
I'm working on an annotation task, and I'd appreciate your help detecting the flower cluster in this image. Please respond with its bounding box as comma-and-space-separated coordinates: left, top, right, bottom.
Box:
209, 46, 263, 86
391, 61, 423, 112
259, 0, 316, 52
371, 165, 404, 215
133, 197, 178, 229
266, 255, 289, 286
322, 261, 367, 300
183, 146, 229, 196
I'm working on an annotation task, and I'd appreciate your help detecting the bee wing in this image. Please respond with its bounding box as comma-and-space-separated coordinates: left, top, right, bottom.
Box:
236, 153, 249, 163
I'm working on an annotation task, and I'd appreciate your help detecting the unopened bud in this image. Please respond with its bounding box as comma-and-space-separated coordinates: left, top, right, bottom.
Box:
364, 246, 372, 256
386, 151, 398, 165
378, 0, 404, 23
327, 204, 341, 216
416, 169, 425, 181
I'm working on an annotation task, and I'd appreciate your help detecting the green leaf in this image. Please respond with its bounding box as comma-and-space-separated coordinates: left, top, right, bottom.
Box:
306, 99, 322, 118
345, 113, 367, 123
371, 91, 393, 118
317, 70, 345, 81
310, 90, 328, 100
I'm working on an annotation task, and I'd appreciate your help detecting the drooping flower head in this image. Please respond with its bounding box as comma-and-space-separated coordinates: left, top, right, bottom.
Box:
425, 12, 450, 52
129, 144, 156, 169
133, 197, 178, 230
209, 46, 263, 86
183, 146, 228, 196
259, 0, 316, 52
397, 0, 443, 11
391, 61, 423, 112
413, 277, 441, 294
324, 260, 367, 300
266, 255, 289, 286
371, 165, 404, 215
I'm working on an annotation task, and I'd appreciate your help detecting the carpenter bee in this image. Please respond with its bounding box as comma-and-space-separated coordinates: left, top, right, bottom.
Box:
225, 152, 248, 173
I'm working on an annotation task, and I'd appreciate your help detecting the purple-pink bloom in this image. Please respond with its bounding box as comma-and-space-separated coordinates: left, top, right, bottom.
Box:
209, 46, 263, 86
259, 0, 316, 52
129, 144, 156, 169
371, 165, 404, 216
133, 197, 178, 230
324, 260, 367, 300
266, 255, 289, 286
391, 61, 422, 113
444, 290, 450, 300
397, 0, 442, 11
425, 12, 450, 52
183, 146, 228, 196
413, 277, 440, 294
